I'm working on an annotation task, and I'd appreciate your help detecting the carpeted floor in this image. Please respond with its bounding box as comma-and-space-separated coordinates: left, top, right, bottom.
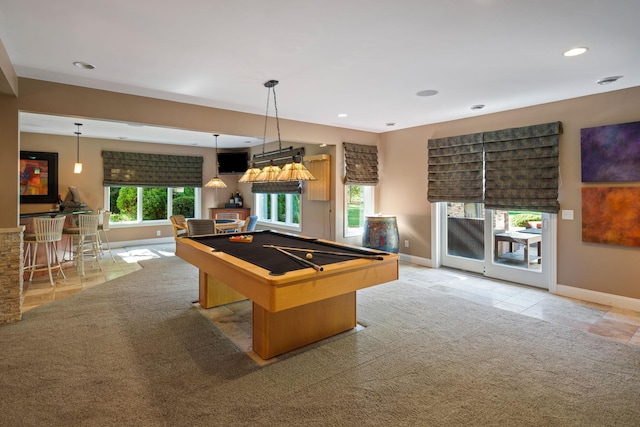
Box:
1, 255, 639, 426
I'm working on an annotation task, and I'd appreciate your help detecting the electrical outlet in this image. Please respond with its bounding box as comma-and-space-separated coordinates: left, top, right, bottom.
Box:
156, 230, 161, 236
404, 240, 409, 248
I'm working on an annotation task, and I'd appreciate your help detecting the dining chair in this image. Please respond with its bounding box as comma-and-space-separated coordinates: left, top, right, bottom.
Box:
187, 219, 216, 236
23, 216, 67, 286
170, 215, 189, 239
241, 215, 258, 232
215, 212, 240, 220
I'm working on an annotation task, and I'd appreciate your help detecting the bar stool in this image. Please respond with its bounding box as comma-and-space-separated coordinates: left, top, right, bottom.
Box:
98, 210, 115, 262
76, 214, 102, 276
64, 214, 103, 276
23, 216, 67, 286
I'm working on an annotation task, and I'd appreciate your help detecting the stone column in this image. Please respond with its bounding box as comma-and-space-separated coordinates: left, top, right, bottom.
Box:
0, 227, 24, 323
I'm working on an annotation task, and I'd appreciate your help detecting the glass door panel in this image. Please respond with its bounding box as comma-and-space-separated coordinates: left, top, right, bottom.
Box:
441, 202, 485, 274
440, 203, 553, 289
485, 209, 552, 289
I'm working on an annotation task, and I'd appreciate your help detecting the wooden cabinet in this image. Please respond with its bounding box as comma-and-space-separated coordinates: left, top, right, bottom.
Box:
209, 208, 251, 220
304, 154, 330, 201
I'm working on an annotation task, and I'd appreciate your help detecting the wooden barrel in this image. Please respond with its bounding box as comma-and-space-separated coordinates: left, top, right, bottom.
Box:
362, 215, 399, 253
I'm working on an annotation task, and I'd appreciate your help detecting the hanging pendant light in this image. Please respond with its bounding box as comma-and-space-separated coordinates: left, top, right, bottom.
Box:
241, 80, 316, 183
73, 123, 83, 174
205, 134, 227, 188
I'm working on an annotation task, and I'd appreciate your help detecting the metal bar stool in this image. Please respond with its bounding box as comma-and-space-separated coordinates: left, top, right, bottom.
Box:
23, 216, 67, 286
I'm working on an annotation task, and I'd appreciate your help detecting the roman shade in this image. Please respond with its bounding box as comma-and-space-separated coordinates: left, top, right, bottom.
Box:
102, 151, 203, 187
343, 142, 378, 185
484, 122, 561, 213
427, 133, 484, 203
426, 122, 562, 213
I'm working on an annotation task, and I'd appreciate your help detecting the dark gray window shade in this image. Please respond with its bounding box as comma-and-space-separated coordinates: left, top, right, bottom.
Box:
251, 181, 301, 194
343, 142, 378, 185
103, 151, 203, 187
484, 122, 561, 213
251, 146, 304, 194
427, 133, 484, 203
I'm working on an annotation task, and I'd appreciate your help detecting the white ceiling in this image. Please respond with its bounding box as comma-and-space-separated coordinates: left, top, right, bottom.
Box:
1, 0, 639, 148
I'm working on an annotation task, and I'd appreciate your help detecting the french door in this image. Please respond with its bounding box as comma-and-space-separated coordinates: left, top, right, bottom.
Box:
439, 202, 555, 289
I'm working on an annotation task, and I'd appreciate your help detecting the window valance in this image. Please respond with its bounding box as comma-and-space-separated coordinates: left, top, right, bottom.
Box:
102, 151, 203, 187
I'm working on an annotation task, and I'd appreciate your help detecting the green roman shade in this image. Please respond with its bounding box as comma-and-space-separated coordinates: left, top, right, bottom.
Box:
343, 142, 378, 185
103, 151, 203, 187
427, 132, 484, 203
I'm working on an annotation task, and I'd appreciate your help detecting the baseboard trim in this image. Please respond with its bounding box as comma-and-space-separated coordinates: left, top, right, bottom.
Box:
110, 237, 175, 249
398, 253, 432, 268
554, 284, 640, 312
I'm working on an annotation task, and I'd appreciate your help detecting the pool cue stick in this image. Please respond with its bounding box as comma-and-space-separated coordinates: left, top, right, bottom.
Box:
263, 244, 385, 260
271, 246, 324, 272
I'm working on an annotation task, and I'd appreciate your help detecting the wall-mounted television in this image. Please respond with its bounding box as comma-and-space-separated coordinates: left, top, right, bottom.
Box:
19, 151, 59, 204
218, 152, 249, 174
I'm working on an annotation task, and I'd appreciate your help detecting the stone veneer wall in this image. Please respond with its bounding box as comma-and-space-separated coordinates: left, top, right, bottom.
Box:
0, 227, 24, 323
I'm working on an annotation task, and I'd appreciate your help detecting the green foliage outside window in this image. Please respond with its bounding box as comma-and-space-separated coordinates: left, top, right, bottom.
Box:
347, 186, 364, 228
172, 188, 195, 218
109, 186, 195, 222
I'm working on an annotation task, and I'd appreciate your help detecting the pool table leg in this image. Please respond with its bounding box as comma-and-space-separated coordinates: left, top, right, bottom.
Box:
199, 271, 247, 308
252, 292, 357, 359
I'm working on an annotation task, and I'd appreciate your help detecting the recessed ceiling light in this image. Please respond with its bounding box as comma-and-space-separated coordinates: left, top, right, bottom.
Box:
471, 104, 485, 110
597, 75, 623, 85
337, 113, 348, 118
72, 61, 95, 70
416, 89, 439, 97
563, 47, 588, 57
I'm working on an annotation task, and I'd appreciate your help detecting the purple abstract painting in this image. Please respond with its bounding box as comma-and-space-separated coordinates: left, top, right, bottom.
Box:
581, 120, 640, 182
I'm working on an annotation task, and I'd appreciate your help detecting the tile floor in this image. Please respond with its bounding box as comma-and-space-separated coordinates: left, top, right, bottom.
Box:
21, 243, 640, 348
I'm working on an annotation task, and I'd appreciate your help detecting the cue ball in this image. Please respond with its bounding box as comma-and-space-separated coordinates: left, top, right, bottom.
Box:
306, 253, 313, 260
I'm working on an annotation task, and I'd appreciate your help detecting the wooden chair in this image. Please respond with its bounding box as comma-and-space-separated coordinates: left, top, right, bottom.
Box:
170, 215, 189, 239
187, 219, 216, 236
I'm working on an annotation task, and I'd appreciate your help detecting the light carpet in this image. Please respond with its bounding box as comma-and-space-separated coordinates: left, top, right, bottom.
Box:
1, 256, 639, 426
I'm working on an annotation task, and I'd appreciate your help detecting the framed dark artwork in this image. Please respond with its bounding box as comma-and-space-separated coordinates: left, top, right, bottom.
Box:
581, 120, 640, 182
582, 187, 640, 248
19, 151, 59, 204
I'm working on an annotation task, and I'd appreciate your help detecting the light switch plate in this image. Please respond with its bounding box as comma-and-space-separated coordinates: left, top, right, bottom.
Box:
561, 210, 574, 220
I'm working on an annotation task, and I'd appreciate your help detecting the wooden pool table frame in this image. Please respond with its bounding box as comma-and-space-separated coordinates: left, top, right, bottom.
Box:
175, 232, 399, 359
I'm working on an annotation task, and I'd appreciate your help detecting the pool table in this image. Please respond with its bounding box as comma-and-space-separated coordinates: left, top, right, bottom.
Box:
175, 230, 399, 359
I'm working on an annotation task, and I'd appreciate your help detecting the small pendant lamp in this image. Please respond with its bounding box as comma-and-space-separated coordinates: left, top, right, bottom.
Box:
73, 123, 83, 174
205, 134, 227, 188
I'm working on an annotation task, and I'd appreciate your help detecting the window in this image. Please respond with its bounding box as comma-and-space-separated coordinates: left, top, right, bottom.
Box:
255, 193, 301, 230
344, 185, 374, 237
105, 186, 199, 224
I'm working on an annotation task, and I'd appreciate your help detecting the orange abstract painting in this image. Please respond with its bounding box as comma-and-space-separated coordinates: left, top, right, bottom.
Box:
582, 187, 640, 247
